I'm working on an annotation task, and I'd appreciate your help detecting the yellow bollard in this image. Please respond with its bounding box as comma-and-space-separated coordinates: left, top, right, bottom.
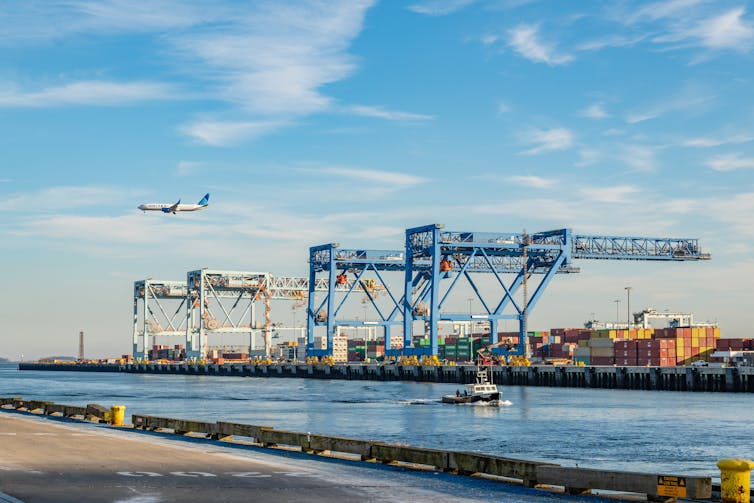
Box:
109, 405, 126, 426
717, 458, 754, 503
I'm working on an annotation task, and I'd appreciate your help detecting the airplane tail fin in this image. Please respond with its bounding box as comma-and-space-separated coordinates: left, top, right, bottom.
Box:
198, 193, 210, 206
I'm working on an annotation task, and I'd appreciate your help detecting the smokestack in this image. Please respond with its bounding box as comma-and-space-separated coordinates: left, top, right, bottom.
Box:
78, 330, 84, 362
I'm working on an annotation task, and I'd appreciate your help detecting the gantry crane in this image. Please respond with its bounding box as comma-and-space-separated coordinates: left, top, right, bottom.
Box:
401, 224, 710, 358
307, 244, 405, 358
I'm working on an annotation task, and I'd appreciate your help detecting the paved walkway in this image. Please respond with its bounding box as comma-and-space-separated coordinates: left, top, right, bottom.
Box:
0, 410, 610, 502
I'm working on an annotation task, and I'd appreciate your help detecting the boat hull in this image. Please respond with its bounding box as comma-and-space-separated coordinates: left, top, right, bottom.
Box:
441, 392, 501, 404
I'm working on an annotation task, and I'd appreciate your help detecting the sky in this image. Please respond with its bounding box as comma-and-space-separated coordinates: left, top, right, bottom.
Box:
2, 0, 754, 359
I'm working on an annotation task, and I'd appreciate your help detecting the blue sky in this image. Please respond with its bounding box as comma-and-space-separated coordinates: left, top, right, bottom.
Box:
2, 0, 754, 359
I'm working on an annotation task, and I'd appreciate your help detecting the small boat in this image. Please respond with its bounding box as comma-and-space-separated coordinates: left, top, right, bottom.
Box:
442, 368, 501, 404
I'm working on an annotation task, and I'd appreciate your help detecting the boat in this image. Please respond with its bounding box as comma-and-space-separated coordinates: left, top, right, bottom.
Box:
442, 368, 501, 404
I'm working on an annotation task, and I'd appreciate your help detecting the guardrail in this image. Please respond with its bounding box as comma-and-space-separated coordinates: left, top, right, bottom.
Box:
0, 397, 716, 501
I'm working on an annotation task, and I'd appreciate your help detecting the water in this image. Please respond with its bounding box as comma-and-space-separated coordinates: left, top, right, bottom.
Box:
1, 362, 750, 478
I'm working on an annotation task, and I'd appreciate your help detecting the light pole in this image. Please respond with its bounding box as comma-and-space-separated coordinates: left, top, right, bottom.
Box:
614, 300, 620, 328
624, 286, 632, 330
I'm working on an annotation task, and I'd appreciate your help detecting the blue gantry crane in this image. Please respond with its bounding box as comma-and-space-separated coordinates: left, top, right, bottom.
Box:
307, 244, 406, 357
401, 224, 711, 358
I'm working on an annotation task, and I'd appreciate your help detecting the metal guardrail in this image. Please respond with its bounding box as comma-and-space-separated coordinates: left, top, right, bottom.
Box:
0, 398, 715, 500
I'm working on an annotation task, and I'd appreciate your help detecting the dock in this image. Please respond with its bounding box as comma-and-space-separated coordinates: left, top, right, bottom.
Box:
19, 362, 754, 392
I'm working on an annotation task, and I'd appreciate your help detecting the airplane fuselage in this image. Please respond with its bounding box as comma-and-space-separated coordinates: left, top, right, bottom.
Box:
138, 203, 208, 212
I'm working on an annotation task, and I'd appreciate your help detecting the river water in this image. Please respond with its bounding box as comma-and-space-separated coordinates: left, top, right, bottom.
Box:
1, 362, 750, 479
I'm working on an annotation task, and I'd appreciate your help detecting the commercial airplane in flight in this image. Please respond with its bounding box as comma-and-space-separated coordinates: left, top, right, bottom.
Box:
138, 193, 210, 214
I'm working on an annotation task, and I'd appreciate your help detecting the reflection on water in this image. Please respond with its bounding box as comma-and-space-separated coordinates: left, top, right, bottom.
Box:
0, 362, 750, 477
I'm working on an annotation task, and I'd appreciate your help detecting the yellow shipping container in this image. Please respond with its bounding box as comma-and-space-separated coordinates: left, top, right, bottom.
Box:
714, 327, 720, 338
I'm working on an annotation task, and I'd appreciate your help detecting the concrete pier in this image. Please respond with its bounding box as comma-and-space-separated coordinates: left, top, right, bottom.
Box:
0, 410, 615, 503
18, 362, 754, 392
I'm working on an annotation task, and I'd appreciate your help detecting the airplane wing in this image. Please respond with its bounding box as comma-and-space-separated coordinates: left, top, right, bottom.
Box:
168, 199, 181, 213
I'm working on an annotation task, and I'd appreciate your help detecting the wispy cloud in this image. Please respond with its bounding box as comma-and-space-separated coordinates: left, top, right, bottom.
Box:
578, 184, 640, 203
519, 127, 574, 155
706, 154, 754, 172
2, 186, 130, 212
171, 1, 375, 117
622, 145, 657, 172
575, 148, 600, 167
406, 0, 477, 16
314, 167, 428, 188
508, 24, 573, 65
176, 161, 204, 176
682, 134, 754, 148
580, 104, 609, 119
0, 81, 175, 107
507, 175, 556, 188
630, 0, 705, 23
626, 88, 715, 124
655, 7, 754, 51
0, 2, 377, 138
497, 101, 510, 115
346, 105, 433, 121
179, 120, 285, 146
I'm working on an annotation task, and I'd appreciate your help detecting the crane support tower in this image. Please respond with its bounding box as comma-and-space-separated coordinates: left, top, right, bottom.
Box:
133, 280, 188, 360
403, 224, 710, 358
307, 244, 406, 358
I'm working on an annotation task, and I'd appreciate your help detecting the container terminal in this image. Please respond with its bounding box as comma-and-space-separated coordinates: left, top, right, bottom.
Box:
26, 222, 752, 386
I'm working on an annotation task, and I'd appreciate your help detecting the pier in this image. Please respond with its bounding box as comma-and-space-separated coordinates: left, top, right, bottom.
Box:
19, 362, 754, 392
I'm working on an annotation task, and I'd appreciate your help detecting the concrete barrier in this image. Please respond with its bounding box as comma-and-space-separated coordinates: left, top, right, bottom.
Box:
371, 443, 449, 470
536, 466, 712, 499
257, 428, 310, 449
307, 433, 375, 460
215, 421, 271, 442
449, 452, 552, 486
44, 403, 87, 418
85, 403, 111, 422
131, 414, 219, 438
0, 397, 21, 407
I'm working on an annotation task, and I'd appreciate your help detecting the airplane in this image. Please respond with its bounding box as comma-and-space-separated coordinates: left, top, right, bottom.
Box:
138, 193, 210, 214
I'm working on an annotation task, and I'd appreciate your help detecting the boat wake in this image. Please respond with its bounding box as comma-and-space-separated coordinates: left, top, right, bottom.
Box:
399, 398, 442, 405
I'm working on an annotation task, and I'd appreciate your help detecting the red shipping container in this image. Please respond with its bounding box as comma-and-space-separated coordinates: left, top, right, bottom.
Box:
591, 356, 615, 365
659, 357, 675, 367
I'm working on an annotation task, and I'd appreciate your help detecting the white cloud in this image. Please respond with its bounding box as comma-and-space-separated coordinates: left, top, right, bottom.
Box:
520, 128, 574, 155
0, 81, 175, 107
682, 135, 754, 147
507, 175, 556, 188
315, 167, 428, 188
622, 145, 657, 172
626, 112, 660, 124
176, 161, 204, 176
650, 7, 754, 52
691, 7, 754, 50
630, 0, 704, 23
406, 0, 477, 16
575, 148, 600, 167
172, 1, 375, 117
346, 105, 433, 121
580, 104, 609, 119
497, 102, 510, 115
706, 154, 754, 172
179, 120, 285, 146
2, 186, 129, 212
578, 185, 640, 203
508, 24, 573, 65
